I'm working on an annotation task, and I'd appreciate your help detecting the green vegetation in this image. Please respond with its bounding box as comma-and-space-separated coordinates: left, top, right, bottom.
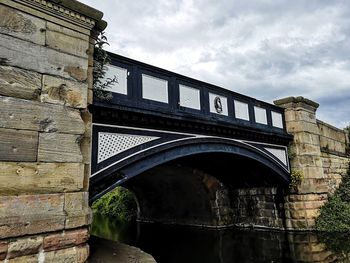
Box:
345, 125, 350, 155
92, 187, 137, 223
91, 213, 135, 243
316, 161, 350, 232
318, 232, 350, 261
289, 170, 303, 191
93, 32, 117, 100
344, 125, 350, 136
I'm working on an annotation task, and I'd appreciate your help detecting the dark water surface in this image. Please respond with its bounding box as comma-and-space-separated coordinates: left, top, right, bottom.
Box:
91, 214, 350, 263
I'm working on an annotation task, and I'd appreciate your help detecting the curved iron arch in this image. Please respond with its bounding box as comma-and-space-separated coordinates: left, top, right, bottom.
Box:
89, 137, 290, 203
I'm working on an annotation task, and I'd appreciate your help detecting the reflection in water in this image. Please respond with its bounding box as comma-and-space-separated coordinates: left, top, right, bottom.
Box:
91, 215, 350, 263
91, 213, 137, 244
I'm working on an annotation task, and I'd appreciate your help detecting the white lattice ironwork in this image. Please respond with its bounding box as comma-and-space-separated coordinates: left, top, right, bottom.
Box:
98, 132, 159, 163
264, 148, 287, 165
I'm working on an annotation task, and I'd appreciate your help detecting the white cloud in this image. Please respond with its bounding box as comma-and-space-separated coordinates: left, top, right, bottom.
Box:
82, 0, 350, 128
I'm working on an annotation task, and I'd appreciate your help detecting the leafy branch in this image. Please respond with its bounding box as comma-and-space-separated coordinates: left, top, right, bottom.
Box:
93, 32, 117, 100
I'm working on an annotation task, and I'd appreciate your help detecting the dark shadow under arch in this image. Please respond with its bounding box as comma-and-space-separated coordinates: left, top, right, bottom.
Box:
89, 137, 290, 203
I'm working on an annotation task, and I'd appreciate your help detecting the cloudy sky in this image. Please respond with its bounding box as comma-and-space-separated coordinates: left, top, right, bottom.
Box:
80, 0, 350, 128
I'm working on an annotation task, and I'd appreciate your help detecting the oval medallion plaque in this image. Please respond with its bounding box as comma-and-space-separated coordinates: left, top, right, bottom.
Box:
214, 96, 223, 113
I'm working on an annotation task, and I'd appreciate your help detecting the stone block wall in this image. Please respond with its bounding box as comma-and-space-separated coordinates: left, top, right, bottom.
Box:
275, 97, 350, 230
0, 0, 104, 261
230, 187, 285, 229
187, 171, 285, 229
286, 233, 337, 262
322, 152, 349, 195
318, 120, 349, 154
318, 121, 350, 194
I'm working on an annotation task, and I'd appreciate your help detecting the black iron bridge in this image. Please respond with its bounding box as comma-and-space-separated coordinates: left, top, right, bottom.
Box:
89, 52, 292, 204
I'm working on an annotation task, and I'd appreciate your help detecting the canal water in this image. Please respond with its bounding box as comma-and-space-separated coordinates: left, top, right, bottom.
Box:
91, 214, 350, 263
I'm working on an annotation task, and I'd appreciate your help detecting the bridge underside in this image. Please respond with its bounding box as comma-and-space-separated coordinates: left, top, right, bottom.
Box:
113, 152, 287, 228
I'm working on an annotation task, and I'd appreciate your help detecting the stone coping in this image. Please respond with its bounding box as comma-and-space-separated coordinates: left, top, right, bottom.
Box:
317, 119, 347, 133
49, 0, 103, 20
3, 0, 107, 32
274, 96, 319, 109
49, 0, 107, 30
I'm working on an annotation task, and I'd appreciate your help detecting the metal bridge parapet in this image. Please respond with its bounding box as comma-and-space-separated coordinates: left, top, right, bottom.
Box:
93, 52, 290, 139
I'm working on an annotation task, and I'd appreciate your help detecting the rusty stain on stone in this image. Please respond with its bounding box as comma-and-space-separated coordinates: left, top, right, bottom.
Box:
47, 84, 68, 102
0, 241, 8, 260
64, 65, 86, 81
46, 83, 83, 107
60, 177, 75, 185
66, 90, 83, 107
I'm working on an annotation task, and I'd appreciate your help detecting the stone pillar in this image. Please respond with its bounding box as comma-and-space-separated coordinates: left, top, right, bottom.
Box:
0, 0, 105, 261
274, 97, 328, 230
287, 233, 336, 262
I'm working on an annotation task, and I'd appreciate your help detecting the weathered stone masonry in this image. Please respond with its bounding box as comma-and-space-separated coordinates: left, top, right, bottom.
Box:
0, 0, 105, 261
275, 97, 349, 230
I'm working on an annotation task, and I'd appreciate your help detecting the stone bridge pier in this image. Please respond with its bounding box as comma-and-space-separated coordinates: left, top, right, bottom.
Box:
275, 97, 349, 230
0, 0, 105, 261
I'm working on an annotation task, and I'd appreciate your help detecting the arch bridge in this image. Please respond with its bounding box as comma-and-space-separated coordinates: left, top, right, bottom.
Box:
89, 53, 293, 227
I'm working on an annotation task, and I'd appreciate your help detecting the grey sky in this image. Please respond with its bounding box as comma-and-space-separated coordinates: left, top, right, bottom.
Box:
81, 0, 350, 128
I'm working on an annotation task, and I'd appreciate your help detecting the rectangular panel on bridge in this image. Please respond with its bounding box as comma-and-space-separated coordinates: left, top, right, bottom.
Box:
142, 74, 169, 103
104, 65, 128, 95
234, 100, 250, 121
272, 111, 284, 128
179, 85, 201, 110
254, 106, 267, 125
